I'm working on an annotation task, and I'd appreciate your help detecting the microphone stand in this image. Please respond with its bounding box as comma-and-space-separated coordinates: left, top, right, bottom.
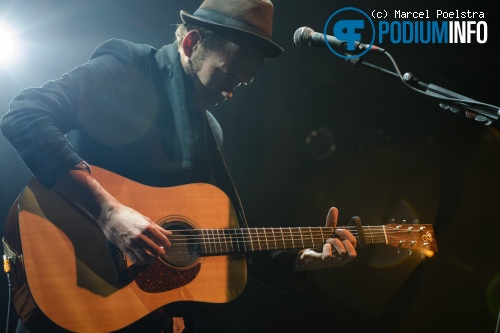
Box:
345, 54, 500, 125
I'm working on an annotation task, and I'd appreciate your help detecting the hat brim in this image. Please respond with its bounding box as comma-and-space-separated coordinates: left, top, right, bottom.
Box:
180, 10, 283, 58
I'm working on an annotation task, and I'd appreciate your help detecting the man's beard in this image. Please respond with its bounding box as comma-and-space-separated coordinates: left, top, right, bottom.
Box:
185, 51, 219, 110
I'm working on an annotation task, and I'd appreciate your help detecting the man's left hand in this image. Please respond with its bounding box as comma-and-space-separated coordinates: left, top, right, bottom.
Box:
295, 207, 357, 271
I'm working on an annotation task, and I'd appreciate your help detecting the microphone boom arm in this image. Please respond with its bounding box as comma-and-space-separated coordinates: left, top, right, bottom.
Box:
345, 53, 500, 125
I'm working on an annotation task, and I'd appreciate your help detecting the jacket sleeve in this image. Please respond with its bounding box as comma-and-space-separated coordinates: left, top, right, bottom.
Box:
0, 39, 153, 188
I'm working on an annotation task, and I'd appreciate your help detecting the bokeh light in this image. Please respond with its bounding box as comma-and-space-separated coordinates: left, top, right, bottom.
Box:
0, 23, 16, 65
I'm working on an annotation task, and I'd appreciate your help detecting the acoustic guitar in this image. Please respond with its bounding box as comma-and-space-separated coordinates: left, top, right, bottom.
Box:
3, 165, 438, 332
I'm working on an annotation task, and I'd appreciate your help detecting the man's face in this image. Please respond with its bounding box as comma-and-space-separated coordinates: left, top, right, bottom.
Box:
187, 40, 265, 109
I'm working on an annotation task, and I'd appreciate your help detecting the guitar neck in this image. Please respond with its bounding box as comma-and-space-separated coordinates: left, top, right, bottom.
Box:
193, 226, 380, 255
191, 223, 437, 255
194, 226, 336, 255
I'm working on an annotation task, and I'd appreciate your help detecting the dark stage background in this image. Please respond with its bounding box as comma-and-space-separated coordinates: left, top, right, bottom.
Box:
1, 1, 499, 332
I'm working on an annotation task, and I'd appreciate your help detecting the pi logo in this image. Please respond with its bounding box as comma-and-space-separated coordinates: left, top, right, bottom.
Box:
324, 7, 376, 59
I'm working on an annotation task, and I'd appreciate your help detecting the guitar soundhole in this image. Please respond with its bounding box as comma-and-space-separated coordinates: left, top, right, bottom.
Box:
160, 221, 200, 267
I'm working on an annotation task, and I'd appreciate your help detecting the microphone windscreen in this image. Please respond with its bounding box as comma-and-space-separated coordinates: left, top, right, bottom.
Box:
293, 26, 314, 47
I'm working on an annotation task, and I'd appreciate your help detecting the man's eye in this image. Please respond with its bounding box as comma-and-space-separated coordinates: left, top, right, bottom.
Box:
218, 68, 253, 86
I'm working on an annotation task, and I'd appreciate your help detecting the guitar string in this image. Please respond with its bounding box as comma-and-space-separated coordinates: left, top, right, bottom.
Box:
165, 227, 424, 238
164, 226, 425, 238
159, 228, 434, 257
163, 237, 420, 247
160, 227, 432, 251
160, 231, 431, 257
164, 227, 425, 240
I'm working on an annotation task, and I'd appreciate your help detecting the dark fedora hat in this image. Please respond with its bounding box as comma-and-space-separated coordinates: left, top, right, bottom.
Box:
180, 0, 283, 58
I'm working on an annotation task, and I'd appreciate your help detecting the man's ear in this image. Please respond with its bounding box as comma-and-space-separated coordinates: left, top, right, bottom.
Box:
182, 30, 202, 58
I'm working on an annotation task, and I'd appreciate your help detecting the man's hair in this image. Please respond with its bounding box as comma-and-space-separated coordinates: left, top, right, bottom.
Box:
175, 23, 227, 51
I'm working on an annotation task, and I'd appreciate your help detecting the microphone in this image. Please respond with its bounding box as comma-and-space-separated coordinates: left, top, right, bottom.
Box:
293, 26, 384, 54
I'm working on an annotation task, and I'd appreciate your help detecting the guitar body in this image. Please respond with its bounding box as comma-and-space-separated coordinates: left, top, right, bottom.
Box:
4, 166, 246, 332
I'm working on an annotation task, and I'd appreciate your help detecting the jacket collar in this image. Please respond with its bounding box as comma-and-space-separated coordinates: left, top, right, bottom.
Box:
155, 43, 194, 169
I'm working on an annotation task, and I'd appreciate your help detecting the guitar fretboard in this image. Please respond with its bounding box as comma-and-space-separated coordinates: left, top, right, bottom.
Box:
170, 224, 437, 256
189, 226, 385, 255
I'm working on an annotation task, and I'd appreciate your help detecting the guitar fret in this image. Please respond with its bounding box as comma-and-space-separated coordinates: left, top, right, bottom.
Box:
280, 227, 285, 249
212, 229, 218, 254
309, 227, 314, 248
223, 229, 229, 253
214, 230, 218, 254
212, 229, 217, 254
244, 229, 248, 252
235, 229, 241, 253
263, 228, 269, 251
289, 227, 295, 248
299, 228, 305, 248
233, 229, 239, 253
234, 229, 242, 253
207, 229, 213, 254
201, 229, 208, 254
243, 229, 248, 252
271, 228, 277, 250
256, 228, 262, 251
209, 229, 213, 254
213, 229, 217, 254
239, 229, 245, 253
204, 229, 209, 254
216, 229, 222, 254
229, 229, 234, 253
221, 229, 226, 254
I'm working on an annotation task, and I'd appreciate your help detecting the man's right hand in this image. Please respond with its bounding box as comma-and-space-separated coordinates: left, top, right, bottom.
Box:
98, 201, 172, 265
53, 166, 171, 265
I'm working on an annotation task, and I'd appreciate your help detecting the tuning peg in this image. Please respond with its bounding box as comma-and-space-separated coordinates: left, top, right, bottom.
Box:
439, 103, 450, 110
402, 219, 407, 224
439, 103, 461, 113
412, 219, 420, 224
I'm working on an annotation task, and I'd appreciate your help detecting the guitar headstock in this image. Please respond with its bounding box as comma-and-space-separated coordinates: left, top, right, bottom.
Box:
383, 223, 438, 257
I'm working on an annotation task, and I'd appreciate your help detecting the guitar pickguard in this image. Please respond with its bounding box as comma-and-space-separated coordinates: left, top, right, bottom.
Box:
135, 260, 201, 293
136, 218, 203, 293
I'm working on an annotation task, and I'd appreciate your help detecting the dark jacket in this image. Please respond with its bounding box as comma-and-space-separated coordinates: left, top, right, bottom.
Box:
1, 39, 212, 188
